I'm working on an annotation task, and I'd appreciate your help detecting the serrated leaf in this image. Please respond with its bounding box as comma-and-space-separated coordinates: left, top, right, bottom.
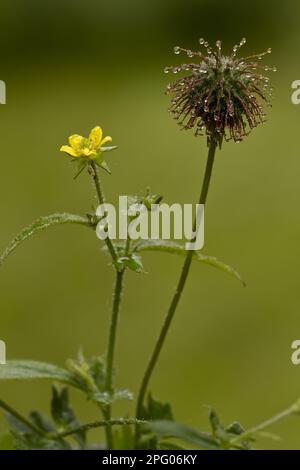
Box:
141, 395, 174, 422
135, 240, 245, 286
148, 420, 219, 450
5, 413, 31, 434
73, 160, 88, 179
0, 213, 93, 268
51, 386, 75, 427
51, 385, 86, 448
87, 356, 106, 390
0, 360, 78, 387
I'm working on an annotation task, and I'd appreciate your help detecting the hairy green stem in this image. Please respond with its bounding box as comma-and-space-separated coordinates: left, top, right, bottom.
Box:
49, 418, 147, 440
104, 268, 125, 449
90, 162, 118, 262
135, 140, 217, 438
90, 161, 125, 449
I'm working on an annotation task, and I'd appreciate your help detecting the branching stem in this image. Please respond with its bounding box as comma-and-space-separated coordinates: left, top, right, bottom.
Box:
89, 162, 127, 450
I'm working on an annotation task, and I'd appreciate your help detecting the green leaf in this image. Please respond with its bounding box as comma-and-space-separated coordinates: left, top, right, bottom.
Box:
209, 408, 228, 443
29, 411, 55, 434
138, 395, 174, 449
5, 413, 30, 434
135, 240, 245, 286
87, 356, 106, 390
141, 395, 174, 421
212, 413, 252, 450
66, 355, 106, 394
73, 160, 88, 179
5, 407, 71, 450
0, 360, 78, 387
51, 386, 75, 427
0, 213, 93, 268
209, 407, 222, 434
51, 385, 86, 448
10, 430, 71, 450
148, 420, 219, 450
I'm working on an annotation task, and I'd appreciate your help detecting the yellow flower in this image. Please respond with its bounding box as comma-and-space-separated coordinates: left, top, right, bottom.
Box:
60, 126, 112, 160
60, 126, 117, 177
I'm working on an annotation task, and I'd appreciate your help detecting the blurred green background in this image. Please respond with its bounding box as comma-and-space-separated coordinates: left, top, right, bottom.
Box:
0, 0, 300, 449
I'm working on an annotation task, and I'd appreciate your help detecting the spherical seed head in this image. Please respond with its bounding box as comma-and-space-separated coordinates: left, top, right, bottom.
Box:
165, 39, 275, 145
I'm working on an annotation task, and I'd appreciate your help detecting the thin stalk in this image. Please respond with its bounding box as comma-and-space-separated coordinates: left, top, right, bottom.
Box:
135, 140, 217, 434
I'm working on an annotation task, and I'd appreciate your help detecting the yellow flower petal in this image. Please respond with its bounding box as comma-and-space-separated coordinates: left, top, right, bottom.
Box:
82, 147, 97, 158
60, 145, 80, 157
69, 134, 85, 151
100, 136, 112, 146
89, 126, 103, 150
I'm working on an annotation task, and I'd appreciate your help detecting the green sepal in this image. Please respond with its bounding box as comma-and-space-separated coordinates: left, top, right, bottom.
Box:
73, 159, 88, 179
94, 157, 111, 174
100, 145, 118, 153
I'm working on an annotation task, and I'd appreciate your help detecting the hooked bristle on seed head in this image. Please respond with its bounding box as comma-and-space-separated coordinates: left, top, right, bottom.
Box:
165, 38, 275, 146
